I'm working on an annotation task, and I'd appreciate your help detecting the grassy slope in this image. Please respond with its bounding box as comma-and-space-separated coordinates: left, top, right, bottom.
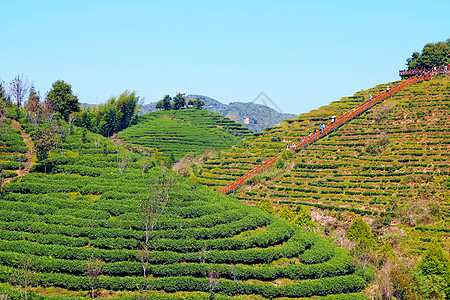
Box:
0, 120, 368, 299
118, 109, 254, 161
193, 75, 450, 255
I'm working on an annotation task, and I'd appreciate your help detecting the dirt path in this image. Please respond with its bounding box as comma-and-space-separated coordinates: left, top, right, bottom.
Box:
4, 120, 34, 184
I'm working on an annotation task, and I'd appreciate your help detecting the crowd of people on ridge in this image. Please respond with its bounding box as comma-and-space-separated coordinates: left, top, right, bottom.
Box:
399, 65, 450, 77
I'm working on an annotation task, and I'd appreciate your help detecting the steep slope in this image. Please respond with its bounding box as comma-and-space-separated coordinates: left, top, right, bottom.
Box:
117, 109, 254, 161
193, 74, 450, 254
0, 120, 369, 299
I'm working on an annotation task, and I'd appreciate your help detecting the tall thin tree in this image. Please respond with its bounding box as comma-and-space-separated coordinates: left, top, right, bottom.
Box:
9, 74, 30, 108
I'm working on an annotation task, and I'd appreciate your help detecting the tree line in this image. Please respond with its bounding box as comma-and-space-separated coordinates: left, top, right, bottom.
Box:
406, 39, 450, 69
155, 94, 205, 111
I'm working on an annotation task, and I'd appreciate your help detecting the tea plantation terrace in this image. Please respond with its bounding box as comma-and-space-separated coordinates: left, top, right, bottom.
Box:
0, 125, 369, 299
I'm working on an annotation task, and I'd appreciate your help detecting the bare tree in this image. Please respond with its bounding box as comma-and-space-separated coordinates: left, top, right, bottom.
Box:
84, 257, 104, 299
10, 256, 36, 300
137, 244, 151, 277
18, 155, 26, 177
118, 152, 128, 174
94, 136, 101, 148
55, 125, 68, 155
208, 268, 221, 300
140, 167, 175, 245
68, 113, 76, 133
199, 245, 211, 264
9, 74, 30, 108
230, 264, 239, 283
138, 167, 175, 276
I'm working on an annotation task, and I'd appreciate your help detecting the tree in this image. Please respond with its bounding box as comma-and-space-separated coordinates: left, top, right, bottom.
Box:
0, 81, 11, 114
195, 98, 205, 109
258, 198, 274, 214
33, 127, 58, 173
10, 257, 36, 300
84, 257, 104, 299
347, 217, 376, 247
138, 167, 176, 276
419, 241, 450, 276
0, 81, 9, 103
56, 123, 68, 155
25, 86, 42, 127
278, 206, 294, 223
157, 95, 172, 111
47, 80, 80, 121
407, 40, 450, 69
110, 91, 140, 132
414, 243, 450, 300
208, 267, 221, 300
294, 205, 315, 230
172, 93, 186, 110
140, 167, 175, 244
9, 74, 30, 108
347, 217, 377, 279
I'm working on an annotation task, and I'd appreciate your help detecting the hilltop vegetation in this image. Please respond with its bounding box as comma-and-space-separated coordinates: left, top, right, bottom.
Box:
75, 91, 141, 137
118, 109, 254, 162
406, 39, 450, 69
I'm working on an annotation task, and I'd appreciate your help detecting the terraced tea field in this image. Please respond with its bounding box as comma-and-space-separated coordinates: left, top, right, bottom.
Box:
118, 109, 254, 161
0, 119, 369, 299
193, 75, 450, 253
0, 118, 30, 182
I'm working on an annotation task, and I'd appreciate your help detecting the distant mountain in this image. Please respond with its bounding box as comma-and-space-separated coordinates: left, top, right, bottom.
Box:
138, 94, 296, 132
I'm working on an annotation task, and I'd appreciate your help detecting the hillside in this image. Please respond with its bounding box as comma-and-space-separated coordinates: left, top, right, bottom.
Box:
139, 95, 297, 132
0, 117, 369, 299
117, 109, 254, 161
191, 74, 450, 255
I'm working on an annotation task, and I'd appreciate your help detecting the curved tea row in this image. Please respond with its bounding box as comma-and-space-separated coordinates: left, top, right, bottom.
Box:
0, 127, 368, 298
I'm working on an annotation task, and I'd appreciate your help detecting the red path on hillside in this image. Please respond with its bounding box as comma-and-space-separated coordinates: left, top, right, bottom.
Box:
220, 68, 449, 195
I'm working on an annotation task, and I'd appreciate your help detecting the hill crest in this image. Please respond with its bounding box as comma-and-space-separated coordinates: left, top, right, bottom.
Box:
139, 94, 297, 132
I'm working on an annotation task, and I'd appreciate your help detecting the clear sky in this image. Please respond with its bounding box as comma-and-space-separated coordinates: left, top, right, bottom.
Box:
1, 0, 449, 115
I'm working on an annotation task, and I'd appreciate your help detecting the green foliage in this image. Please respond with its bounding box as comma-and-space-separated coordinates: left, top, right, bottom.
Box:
173, 94, 186, 110
407, 40, 450, 69
33, 127, 58, 162
156, 95, 173, 111
47, 80, 80, 121
419, 241, 450, 276
346, 218, 376, 248
74, 91, 140, 137
0, 81, 12, 115
278, 206, 294, 223
257, 198, 274, 214
294, 205, 315, 230
188, 98, 205, 110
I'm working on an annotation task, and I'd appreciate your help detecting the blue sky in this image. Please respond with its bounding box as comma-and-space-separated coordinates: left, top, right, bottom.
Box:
1, 0, 449, 115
